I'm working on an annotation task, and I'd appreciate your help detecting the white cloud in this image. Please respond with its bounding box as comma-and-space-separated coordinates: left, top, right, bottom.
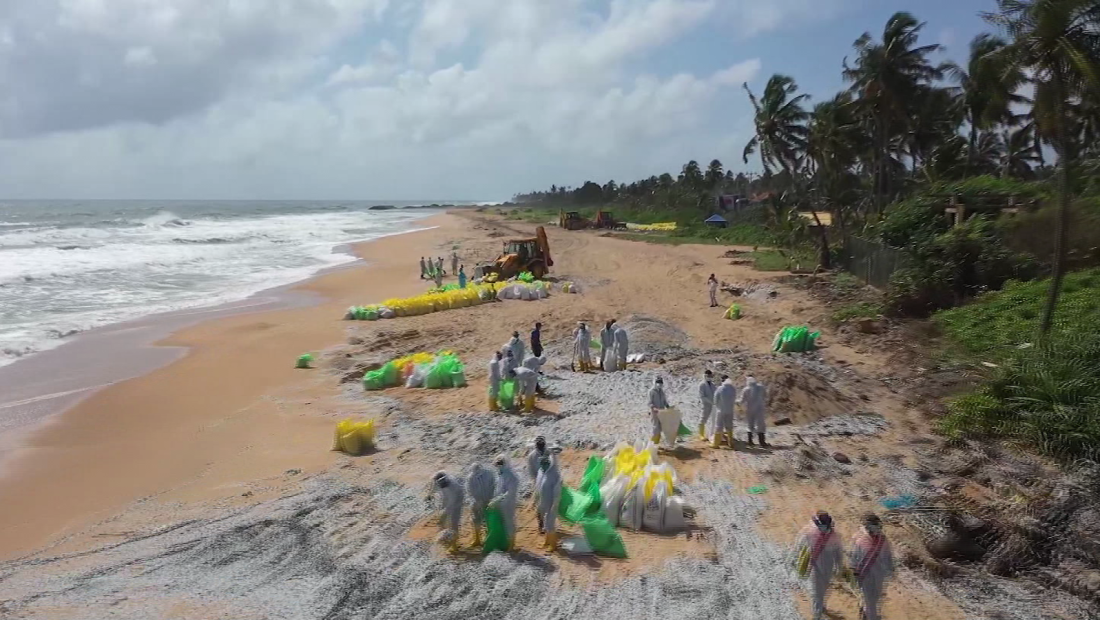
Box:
0, 0, 817, 199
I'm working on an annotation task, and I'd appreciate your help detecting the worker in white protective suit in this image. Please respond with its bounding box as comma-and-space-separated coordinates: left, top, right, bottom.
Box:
599, 320, 616, 372
848, 514, 894, 620
523, 354, 547, 396
451, 251, 459, 278
466, 463, 496, 547
510, 367, 538, 413
427, 471, 465, 552
698, 370, 716, 439
712, 375, 737, 448
488, 351, 502, 412
648, 376, 671, 444
502, 348, 517, 378
526, 436, 554, 481
490, 455, 520, 551
738, 376, 768, 447
573, 322, 592, 372
420, 256, 428, 280
614, 324, 629, 371
505, 331, 525, 366
534, 453, 563, 550
708, 273, 719, 307
794, 511, 845, 620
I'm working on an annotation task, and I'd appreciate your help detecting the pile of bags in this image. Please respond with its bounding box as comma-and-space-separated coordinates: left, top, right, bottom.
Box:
598, 442, 687, 534
552, 456, 628, 558
560, 281, 578, 294
331, 418, 376, 456
516, 271, 535, 283
363, 351, 466, 390
626, 222, 677, 232
345, 283, 500, 321
497, 281, 549, 301
724, 304, 742, 320
772, 325, 819, 353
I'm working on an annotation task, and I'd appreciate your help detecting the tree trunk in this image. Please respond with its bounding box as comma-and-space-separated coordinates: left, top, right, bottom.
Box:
968, 121, 978, 176
1039, 77, 1072, 337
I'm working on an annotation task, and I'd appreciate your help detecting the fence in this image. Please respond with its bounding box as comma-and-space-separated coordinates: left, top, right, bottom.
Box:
839, 236, 909, 289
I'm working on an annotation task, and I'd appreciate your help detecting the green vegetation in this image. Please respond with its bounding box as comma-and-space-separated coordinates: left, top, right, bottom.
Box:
832, 301, 885, 322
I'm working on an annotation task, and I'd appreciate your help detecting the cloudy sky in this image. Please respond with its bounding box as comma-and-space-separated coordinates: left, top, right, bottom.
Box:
0, 0, 994, 201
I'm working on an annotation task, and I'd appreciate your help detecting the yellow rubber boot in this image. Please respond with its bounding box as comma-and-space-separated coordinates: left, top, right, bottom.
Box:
523, 395, 536, 412
544, 532, 558, 551
698, 424, 706, 440
473, 531, 482, 547
651, 433, 662, 444
711, 433, 721, 448
488, 396, 499, 412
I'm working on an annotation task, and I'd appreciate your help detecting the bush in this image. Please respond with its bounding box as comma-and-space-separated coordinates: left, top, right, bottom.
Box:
832, 301, 884, 322
940, 336, 1100, 462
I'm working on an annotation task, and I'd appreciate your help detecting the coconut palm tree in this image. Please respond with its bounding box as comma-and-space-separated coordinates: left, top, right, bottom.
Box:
983, 0, 1100, 335
1001, 123, 1042, 178
843, 12, 943, 211
742, 74, 810, 176
705, 160, 725, 188
944, 33, 1026, 173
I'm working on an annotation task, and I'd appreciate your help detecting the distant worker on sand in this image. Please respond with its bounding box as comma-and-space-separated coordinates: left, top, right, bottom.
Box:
420, 256, 428, 280
614, 323, 629, 370
573, 322, 592, 371
451, 251, 459, 277
458, 265, 467, 289
488, 351, 502, 411
698, 369, 716, 439
712, 374, 737, 448
534, 452, 562, 550
794, 511, 844, 620
848, 514, 894, 620
648, 376, 670, 443
530, 322, 543, 358
490, 455, 520, 551
600, 320, 616, 371
428, 471, 465, 553
738, 376, 768, 447
505, 331, 525, 363
433, 265, 443, 288
510, 366, 538, 413
708, 273, 719, 307
466, 463, 496, 547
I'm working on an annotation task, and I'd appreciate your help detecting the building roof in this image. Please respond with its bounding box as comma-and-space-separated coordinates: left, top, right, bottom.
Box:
797, 211, 833, 226
704, 214, 728, 223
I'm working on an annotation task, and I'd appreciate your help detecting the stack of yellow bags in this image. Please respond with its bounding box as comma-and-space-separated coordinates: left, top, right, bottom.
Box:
331, 419, 376, 456
376, 282, 500, 318
634, 222, 677, 232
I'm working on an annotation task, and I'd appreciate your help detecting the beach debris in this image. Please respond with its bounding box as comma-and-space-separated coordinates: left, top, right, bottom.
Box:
747, 485, 768, 495
771, 326, 819, 353
296, 353, 315, 369
364, 351, 465, 390
347, 283, 501, 320
331, 419, 376, 456
724, 304, 742, 320
832, 452, 851, 464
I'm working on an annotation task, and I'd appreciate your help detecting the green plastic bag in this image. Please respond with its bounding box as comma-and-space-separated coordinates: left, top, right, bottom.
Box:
581, 517, 627, 558
677, 422, 693, 437
498, 380, 516, 409
578, 456, 604, 495
364, 308, 378, 321
482, 507, 510, 555
450, 369, 467, 387
380, 362, 400, 387
363, 371, 384, 391
296, 353, 314, 369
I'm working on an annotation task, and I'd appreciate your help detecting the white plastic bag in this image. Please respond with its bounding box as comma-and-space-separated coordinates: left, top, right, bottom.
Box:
619, 482, 645, 531
642, 483, 667, 533
600, 474, 629, 526
663, 496, 687, 531
656, 407, 683, 446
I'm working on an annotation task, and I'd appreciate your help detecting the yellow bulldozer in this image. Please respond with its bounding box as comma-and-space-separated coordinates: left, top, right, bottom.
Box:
477, 226, 554, 280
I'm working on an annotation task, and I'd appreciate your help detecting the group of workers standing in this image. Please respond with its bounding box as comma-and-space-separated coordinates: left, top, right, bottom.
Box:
795, 511, 895, 620
570, 319, 629, 372
421, 252, 466, 288
428, 436, 563, 553
487, 327, 546, 413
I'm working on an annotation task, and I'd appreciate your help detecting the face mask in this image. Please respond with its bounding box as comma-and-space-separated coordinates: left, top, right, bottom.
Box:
866, 524, 882, 535
816, 522, 830, 533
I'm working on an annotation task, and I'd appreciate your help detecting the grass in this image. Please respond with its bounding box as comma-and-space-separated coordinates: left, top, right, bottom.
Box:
831, 301, 884, 322
933, 268, 1100, 359
750, 248, 817, 271
934, 267, 1100, 462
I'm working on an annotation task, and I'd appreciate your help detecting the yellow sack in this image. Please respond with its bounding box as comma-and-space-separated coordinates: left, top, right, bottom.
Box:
796, 545, 811, 578
643, 469, 674, 501
332, 419, 376, 456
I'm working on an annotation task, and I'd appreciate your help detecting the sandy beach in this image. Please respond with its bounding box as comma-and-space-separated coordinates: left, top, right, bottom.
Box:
0, 212, 1086, 620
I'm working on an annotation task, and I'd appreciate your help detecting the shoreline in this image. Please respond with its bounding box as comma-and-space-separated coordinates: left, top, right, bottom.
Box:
0, 213, 462, 559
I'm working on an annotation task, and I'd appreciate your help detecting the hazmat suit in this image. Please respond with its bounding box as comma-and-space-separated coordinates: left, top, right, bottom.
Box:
573, 323, 592, 371
490, 456, 520, 549
614, 326, 629, 370
698, 373, 716, 439
599, 323, 616, 371
708, 275, 719, 307
526, 436, 549, 481
794, 512, 845, 620
502, 350, 517, 378
436, 257, 445, 276
433, 269, 443, 288
848, 516, 894, 620
648, 378, 671, 444
420, 257, 428, 280
451, 252, 459, 277
466, 463, 497, 547
512, 367, 538, 412
738, 376, 768, 446
488, 354, 502, 411
428, 471, 465, 551
506, 333, 525, 366
534, 454, 562, 550
712, 378, 737, 448
522, 355, 546, 373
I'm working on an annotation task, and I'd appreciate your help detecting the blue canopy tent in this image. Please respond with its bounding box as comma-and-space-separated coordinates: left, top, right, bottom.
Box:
704, 214, 728, 228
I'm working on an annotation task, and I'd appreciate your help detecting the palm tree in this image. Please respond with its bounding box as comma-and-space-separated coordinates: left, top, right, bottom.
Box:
843, 12, 943, 211
742, 74, 810, 175
1001, 124, 1041, 178
679, 160, 703, 189
983, 0, 1100, 335
945, 34, 1026, 173
705, 160, 725, 188
806, 93, 864, 233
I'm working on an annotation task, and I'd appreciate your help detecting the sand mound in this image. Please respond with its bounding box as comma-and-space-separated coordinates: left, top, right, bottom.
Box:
750, 360, 861, 425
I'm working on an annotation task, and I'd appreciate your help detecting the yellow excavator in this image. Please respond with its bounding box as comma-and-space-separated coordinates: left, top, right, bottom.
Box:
478, 226, 553, 279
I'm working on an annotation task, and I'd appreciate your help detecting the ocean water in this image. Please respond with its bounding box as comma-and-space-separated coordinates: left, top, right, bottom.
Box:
0, 200, 446, 367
